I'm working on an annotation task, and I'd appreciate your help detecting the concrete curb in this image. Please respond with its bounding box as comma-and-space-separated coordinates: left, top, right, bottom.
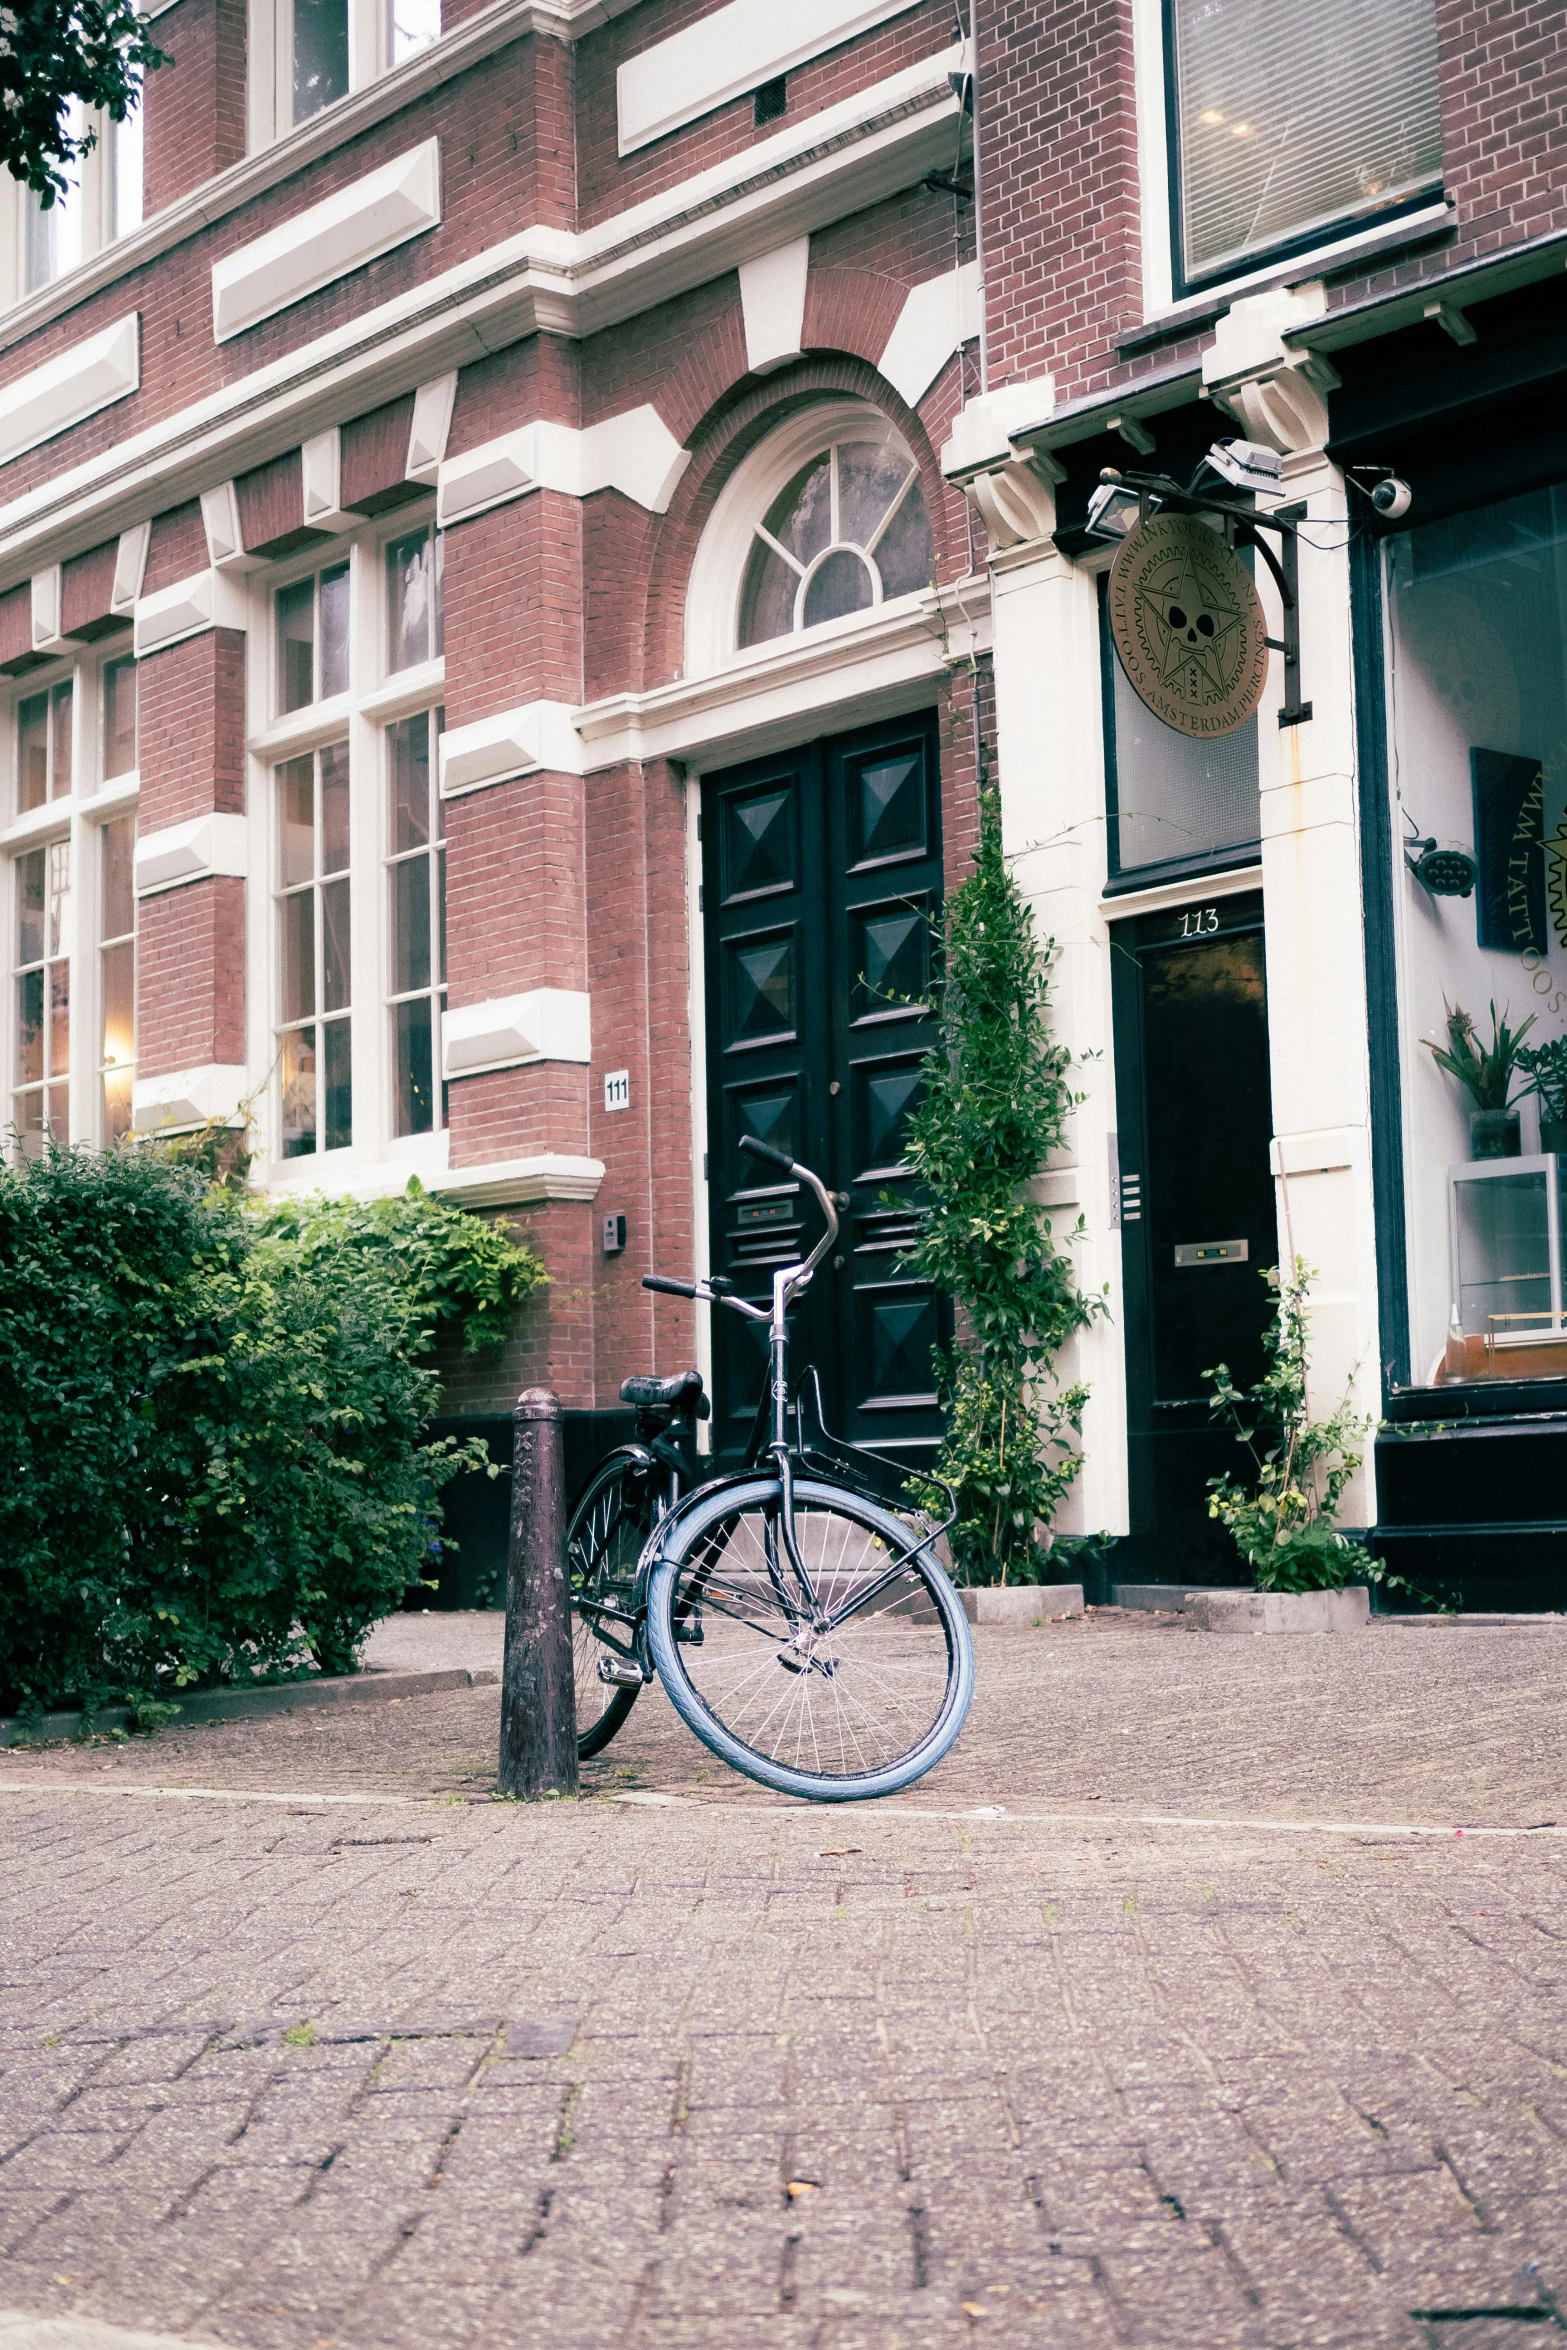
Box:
0, 1666, 499, 1749
1111, 1584, 1371, 1633
960, 1583, 1084, 1626
1111, 1585, 1567, 1630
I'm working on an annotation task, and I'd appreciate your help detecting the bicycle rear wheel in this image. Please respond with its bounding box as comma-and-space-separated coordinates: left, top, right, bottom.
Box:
645, 1474, 973, 1802
567, 1454, 655, 1758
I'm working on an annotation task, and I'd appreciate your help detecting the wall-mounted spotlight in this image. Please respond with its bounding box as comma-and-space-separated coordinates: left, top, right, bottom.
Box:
1195, 439, 1284, 497
1405, 834, 1478, 897
1085, 474, 1151, 540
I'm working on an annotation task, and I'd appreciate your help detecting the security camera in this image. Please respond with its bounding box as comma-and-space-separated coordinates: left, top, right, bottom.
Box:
1370, 475, 1413, 519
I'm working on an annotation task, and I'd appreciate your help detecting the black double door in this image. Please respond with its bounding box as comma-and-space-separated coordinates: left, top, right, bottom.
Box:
702, 713, 947, 1469
1111, 892, 1279, 1580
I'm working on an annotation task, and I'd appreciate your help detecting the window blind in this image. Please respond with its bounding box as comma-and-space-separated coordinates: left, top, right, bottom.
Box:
1171, 0, 1441, 285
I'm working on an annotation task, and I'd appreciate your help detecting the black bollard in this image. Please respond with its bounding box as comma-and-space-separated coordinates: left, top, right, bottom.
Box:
498, 1387, 579, 1801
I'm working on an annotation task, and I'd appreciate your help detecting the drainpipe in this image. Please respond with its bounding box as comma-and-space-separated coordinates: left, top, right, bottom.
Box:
967, 0, 989, 396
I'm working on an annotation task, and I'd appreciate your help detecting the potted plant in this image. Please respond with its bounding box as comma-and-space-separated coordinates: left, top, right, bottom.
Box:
1518, 1035, 1567, 1157
1204, 1260, 1373, 1616
1426, 1000, 1535, 1160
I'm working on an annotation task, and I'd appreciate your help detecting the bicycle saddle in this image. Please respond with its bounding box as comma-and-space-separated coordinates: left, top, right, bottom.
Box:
620, 1369, 709, 1417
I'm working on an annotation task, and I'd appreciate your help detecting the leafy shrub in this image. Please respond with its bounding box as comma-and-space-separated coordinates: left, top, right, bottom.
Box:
1203, 1260, 1373, 1592
900, 785, 1097, 1584
0, 1149, 545, 1714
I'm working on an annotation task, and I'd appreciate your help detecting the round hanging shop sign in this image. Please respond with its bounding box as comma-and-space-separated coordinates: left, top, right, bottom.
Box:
1107, 511, 1270, 738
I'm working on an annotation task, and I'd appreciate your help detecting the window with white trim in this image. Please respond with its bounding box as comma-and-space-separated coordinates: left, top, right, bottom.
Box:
4, 85, 142, 307
1165, 0, 1441, 293
250, 505, 447, 1173
251, 0, 441, 142
5, 644, 139, 1156
686, 401, 937, 675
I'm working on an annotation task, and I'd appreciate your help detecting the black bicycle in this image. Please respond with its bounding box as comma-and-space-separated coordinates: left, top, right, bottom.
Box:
566, 1136, 975, 1803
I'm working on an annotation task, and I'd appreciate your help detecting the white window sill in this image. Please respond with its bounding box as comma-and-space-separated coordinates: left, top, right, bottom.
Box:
249, 693, 356, 762
1131, 199, 1455, 346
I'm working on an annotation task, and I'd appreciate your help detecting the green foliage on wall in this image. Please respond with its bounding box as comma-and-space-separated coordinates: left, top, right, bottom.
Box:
0, 3, 167, 204
900, 786, 1098, 1585
0, 1148, 546, 1716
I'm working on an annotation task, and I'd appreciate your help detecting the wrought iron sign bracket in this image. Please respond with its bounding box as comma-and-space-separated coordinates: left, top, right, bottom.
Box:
1103, 470, 1313, 729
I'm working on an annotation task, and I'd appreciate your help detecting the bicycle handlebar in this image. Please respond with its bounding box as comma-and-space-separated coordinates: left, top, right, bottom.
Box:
739, 1132, 796, 1175
644, 1146, 841, 1317
643, 1273, 700, 1299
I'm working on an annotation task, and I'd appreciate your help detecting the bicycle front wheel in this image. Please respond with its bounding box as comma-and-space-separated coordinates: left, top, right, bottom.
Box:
567, 1453, 655, 1758
645, 1475, 974, 1802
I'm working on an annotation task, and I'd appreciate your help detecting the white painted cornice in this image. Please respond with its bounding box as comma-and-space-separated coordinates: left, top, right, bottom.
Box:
573, 576, 989, 771
0, 46, 961, 587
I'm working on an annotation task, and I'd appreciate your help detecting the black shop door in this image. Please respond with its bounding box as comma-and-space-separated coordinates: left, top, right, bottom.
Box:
702, 713, 947, 1470
1111, 892, 1278, 1581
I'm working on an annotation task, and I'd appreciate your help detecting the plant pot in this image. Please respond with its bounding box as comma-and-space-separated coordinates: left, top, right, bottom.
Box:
1470, 1109, 1521, 1160
1541, 1116, 1567, 1157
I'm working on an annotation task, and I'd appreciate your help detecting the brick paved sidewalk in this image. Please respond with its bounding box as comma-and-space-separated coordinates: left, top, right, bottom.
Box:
2, 1617, 1564, 2350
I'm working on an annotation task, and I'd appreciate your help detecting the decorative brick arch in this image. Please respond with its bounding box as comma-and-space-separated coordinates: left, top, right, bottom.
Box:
637, 353, 963, 689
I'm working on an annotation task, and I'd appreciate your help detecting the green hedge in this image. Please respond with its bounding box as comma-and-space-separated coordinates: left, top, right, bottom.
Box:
0, 1147, 546, 1716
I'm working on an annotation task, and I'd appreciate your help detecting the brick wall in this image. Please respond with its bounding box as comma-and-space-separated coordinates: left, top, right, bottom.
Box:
143, 0, 247, 216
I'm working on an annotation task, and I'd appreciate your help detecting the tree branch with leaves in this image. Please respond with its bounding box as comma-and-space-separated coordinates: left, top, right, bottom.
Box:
0, 3, 167, 205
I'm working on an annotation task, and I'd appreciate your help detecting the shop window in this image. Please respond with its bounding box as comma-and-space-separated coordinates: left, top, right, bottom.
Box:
276, 742, 353, 1156
385, 707, 445, 1136
386, 527, 444, 674
1099, 580, 1260, 884
276, 562, 349, 714
12, 843, 70, 1156
100, 815, 136, 1144
1387, 483, 1567, 1384
1166, 0, 1441, 292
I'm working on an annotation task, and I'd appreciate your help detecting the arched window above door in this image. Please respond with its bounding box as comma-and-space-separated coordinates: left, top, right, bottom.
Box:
685, 401, 935, 675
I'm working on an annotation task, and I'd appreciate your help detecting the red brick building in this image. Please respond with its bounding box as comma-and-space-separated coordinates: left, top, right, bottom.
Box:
6, 0, 1567, 1599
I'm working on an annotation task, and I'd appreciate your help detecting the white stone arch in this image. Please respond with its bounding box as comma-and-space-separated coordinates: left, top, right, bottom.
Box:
683, 397, 935, 677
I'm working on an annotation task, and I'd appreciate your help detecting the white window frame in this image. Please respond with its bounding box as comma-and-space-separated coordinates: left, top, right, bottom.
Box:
0, 102, 143, 313
684, 397, 934, 679
1131, 0, 1448, 321
245, 501, 447, 1187
246, 0, 441, 150
2, 641, 141, 1154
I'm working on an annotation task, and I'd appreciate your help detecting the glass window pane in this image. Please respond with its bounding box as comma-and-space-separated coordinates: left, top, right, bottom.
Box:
838, 443, 912, 549
103, 657, 137, 782
323, 1017, 352, 1149
17, 695, 48, 814
280, 1026, 317, 1156
319, 563, 350, 699
48, 962, 69, 1080
389, 0, 441, 64
391, 855, 430, 996
386, 531, 433, 674
277, 579, 315, 712
110, 89, 144, 240
46, 841, 70, 959
802, 549, 874, 629
436, 844, 446, 984
1172, 0, 1441, 283
393, 997, 434, 1135
22, 111, 84, 293
17, 850, 44, 967
279, 757, 315, 886
294, 0, 349, 123
45, 1082, 69, 1142
388, 712, 431, 852
102, 815, 135, 942
873, 480, 936, 601
762, 455, 832, 567
322, 878, 351, 1013
320, 740, 351, 872
49, 683, 72, 798
281, 892, 315, 1024
1107, 632, 1261, 874
432, 531, 444, 658
16, 968, 43, 1085
738, 541, 798, 648
103, 1064, 133, 1145
101, 938, 135, 1084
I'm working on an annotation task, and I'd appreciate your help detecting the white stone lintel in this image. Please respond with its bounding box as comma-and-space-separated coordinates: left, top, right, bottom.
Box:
134, 567, 248, 657
132, 1062, 249, 1134
878, 260, 980, 410
442, 989, 592, 1080
211, 139, 441, 344
111, 521, 151, 615
406, 372, 458, 483
439, 700, 585, 795
738, 240, 810, 375
617, 0, 923, 155
436, 408, 690, 528
0, 312, 139, 473
135, 812, 249, 897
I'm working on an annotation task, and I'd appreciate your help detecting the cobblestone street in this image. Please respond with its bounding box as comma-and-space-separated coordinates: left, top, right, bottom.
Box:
2, 1616, 1564, 2350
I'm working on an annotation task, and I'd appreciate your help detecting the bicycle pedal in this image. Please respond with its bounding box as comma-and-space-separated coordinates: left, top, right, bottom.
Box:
596, 1656, 645, 1688
776, 1651, 805, 1674
675, 1616, 704, 1645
